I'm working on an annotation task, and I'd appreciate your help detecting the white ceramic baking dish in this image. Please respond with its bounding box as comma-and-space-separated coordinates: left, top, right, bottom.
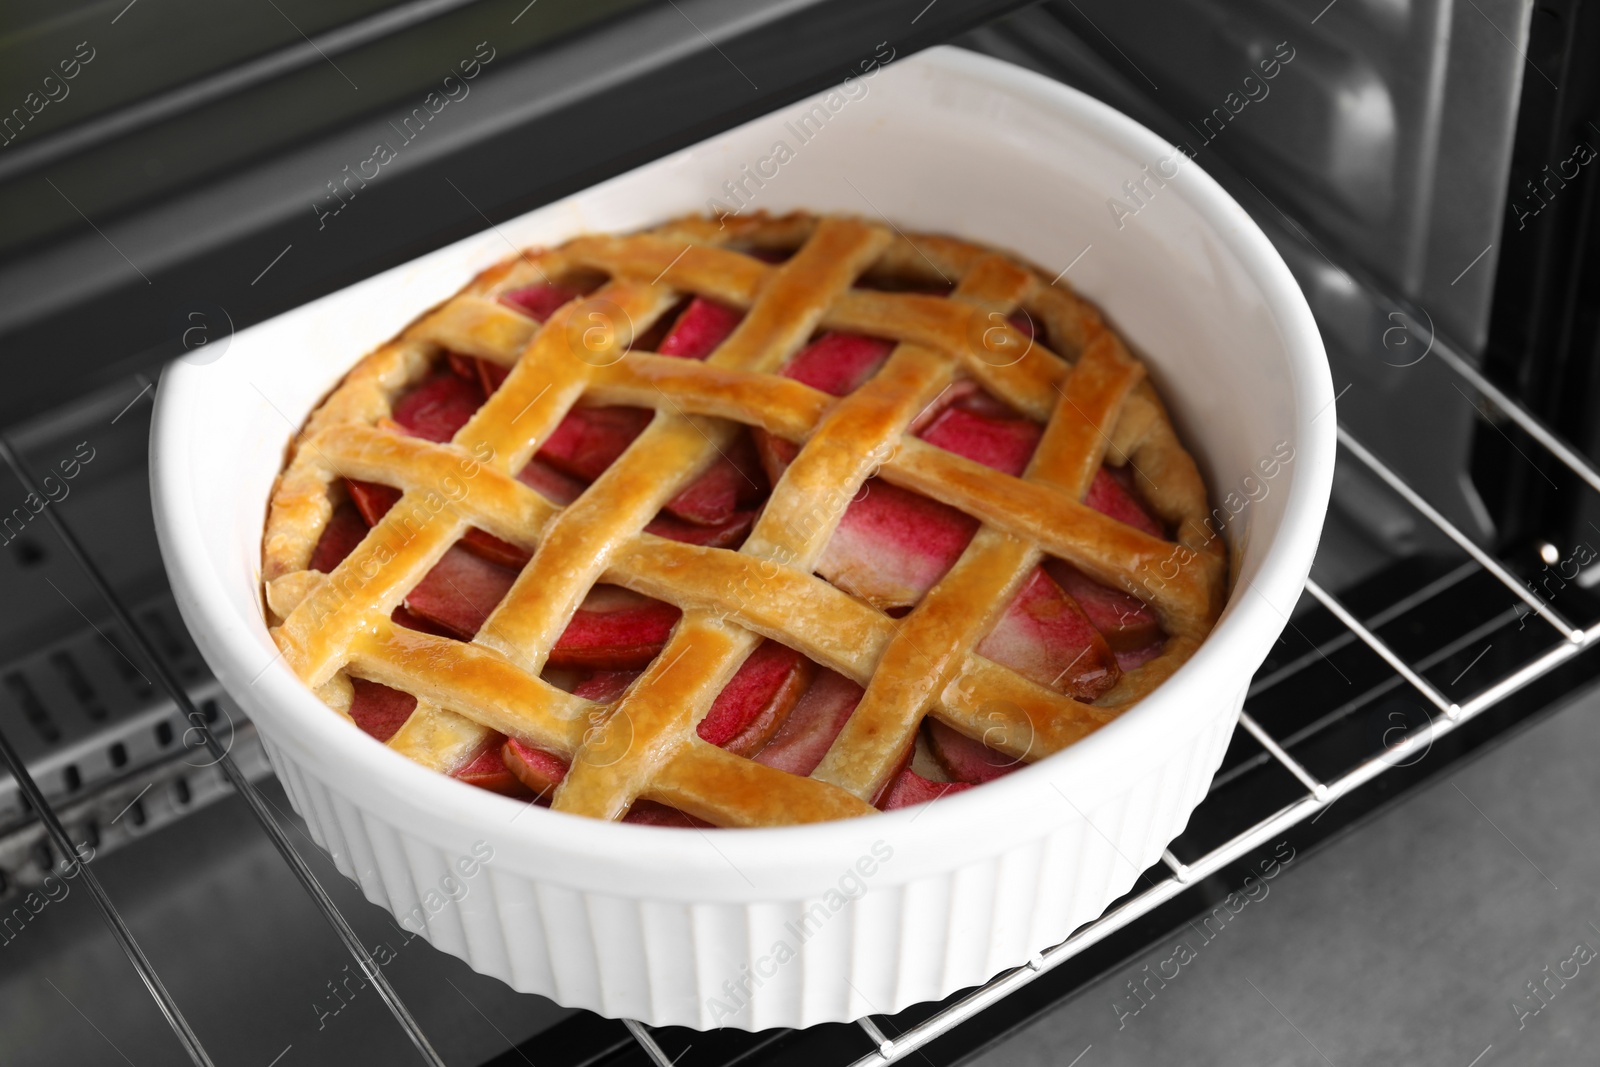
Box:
150, 46, 1333, 1030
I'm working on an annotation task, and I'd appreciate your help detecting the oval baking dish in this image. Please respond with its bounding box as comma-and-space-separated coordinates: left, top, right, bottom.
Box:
151, 47, 1334, 1030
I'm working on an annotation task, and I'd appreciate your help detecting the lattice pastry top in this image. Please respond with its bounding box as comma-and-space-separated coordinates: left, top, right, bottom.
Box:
262, 212, 1226, 828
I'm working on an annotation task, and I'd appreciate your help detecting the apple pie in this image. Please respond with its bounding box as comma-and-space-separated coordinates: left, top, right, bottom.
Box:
261, 212, 1225, 827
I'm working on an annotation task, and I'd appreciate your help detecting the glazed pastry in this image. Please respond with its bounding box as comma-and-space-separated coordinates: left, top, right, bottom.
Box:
261, 212, 1225, 827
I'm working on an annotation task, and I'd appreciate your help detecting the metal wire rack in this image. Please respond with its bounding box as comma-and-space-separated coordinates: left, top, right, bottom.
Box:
1, 332, 1596, 1067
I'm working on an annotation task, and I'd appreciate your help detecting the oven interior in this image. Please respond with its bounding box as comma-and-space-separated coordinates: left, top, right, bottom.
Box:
0, 0, 1597, 1063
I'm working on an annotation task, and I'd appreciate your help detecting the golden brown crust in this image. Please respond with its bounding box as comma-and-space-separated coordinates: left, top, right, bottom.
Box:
261, 211, 1226, 826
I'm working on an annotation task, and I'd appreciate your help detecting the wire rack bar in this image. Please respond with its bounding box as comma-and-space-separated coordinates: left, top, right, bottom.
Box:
1336, 426, 1580, 640
0, 691, 217, 1067
1237, 711, 1327, 799
858, 1017, 896, 1056
1159, 849, 1191, 883
1456, 620, 1600, 718
0, 437, 449, 1067
834, 420, 1600, 1066
1277, 603, 1518, 758
1433, 343, 1600, 497
839, 615, 1587, 1067
1248, 561, 1479, 699
1303, 578, 1459, 717
622, 1019, 675, 1067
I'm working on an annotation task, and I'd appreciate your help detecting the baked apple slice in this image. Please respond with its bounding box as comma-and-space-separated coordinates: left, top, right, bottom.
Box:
500, 281, 585, 322
1085, 465, 1164, 539
976, 566, 1119, 701
925, 718, 1022, 784
656, 297, 743, 360
453, 735, 532, 796
310, 502, 369, 574
391, 369, 485, 443
877, 768, 973, 810
347, 678, 417, 743
695, 641, 812, 756
752, 669, 865, 777
548, 585, 682, 670
1043, 558, 1162, 654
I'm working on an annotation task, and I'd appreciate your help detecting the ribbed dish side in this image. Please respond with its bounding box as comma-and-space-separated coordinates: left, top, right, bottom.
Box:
253, 692, 1242, 1029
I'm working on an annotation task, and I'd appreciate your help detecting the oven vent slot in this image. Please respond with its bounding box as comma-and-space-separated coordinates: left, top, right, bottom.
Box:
0, 593, 244, 830
4, 671, 58, 744
49, 649, 105, 721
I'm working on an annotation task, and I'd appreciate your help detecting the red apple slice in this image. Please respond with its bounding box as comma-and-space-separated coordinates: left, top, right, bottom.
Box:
877, 767, 974, 810
753, 434, 798, 486
403, 545, 519, 639
405, 556, 684, 663
1043, 558, 1163, 653
502, 736, 568, 795
539, 406, 653, 481
502, 738, 709, 824
751, 329, 896, 477
346, 478, 401, 525
391, 369, 485, 443
348, 678, 417, 743
572, 669, 640, 702
784, 332, 895, 397
925, 718, 1022, 784
662, 432, 768, 525
623, 801, 713, 828
310, 502, 368, 573
500, 282, 584, 322
696, 641, 812, 756
348, 475, 532, 573
391, 604, 458, 639
643, 509, 757, 549
905, 378, 980, 436
549, 584, 682, 670
753, 669, 864, 777
976, 566, 1119, 701
1116, 640, 1165, 672
541, 406, 764, 528
808, 376, 1044, 610
446, 351, 481, 382
918, 403, 1041, 477
666, 459, 741, 524
455, 530, 530, 570
656, 297, 742, 360
817, 482, 979, 609
516, 456, 586, 505
453, 735, 532, 797
1085, 466, 1164, 538
475, 357, 510, 397
540, 403, 768, 527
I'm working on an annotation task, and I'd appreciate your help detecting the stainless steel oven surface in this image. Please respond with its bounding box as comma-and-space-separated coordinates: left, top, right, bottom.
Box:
0, 0, 1597, 1064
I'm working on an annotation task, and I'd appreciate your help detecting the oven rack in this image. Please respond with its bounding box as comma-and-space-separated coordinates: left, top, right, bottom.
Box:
1, 339, 1595, 1067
